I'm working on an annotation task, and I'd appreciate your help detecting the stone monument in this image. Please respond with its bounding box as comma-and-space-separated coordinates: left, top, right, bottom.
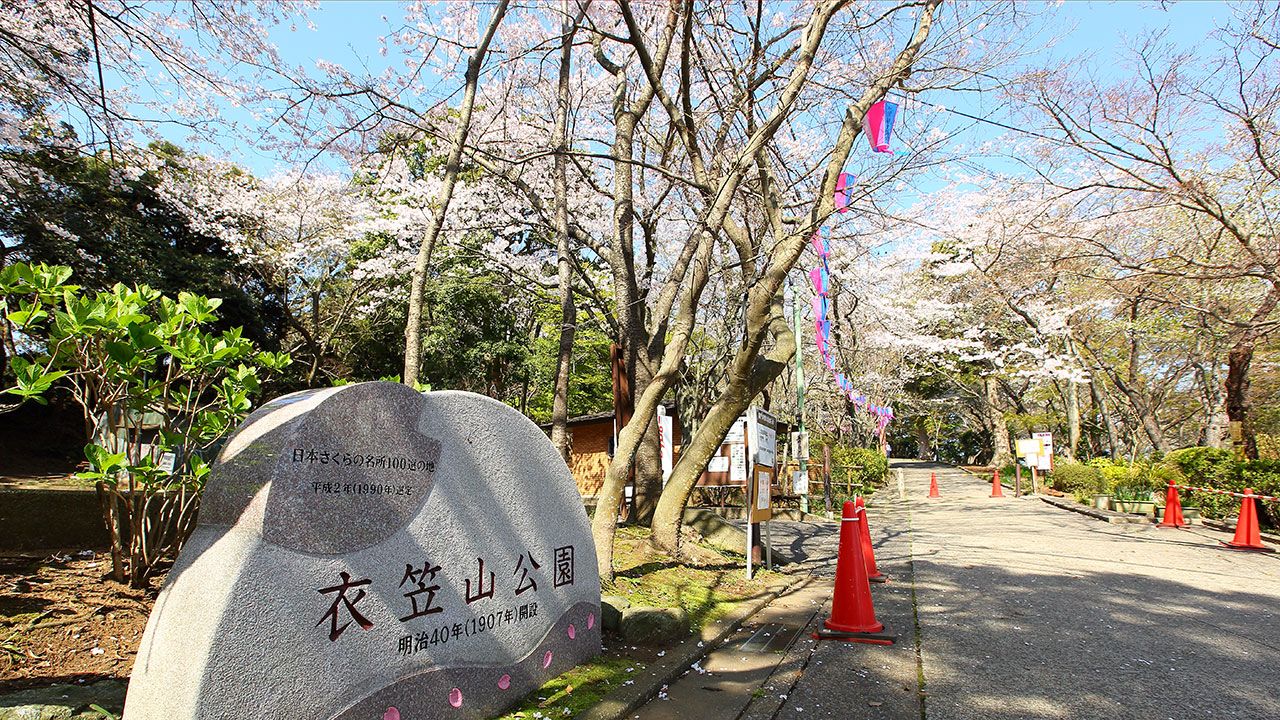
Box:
124, 382, 601, 719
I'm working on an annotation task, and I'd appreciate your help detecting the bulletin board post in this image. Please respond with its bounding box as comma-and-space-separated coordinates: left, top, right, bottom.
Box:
746, 463, 774, 579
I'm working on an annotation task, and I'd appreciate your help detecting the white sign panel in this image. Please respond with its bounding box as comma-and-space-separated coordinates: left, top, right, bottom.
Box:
1033, 432, 1054, 457
708, 456, 730, 473
730, 443, 747, 484
748, 407, 778, 468
756, 470, 772, 510
658, 408, 674, 483
726, 419, 746, 444
793, 470, 809, 495
1032, 432, 1053, 470
791, 431, 810, 461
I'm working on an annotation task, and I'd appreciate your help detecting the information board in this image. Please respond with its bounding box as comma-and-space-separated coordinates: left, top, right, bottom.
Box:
1032, 431, 1054, 470
749, 464, 773, 522
747, 407, 777, 468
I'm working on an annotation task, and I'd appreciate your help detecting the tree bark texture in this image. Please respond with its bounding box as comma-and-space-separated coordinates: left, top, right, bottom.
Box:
1066, 378, 1081, 460
647, 0, 941, 555
402, 1, 509, 388
984, 376, 1012, 466
1091, 377, 1120, 459
630, 353, 664, 525
915, 418, 932, 461
549, 0, 583, 462
1225, 284, 1280, 460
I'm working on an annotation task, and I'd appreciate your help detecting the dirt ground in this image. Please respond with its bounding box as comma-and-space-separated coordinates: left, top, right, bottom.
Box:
0, 552, 159, 693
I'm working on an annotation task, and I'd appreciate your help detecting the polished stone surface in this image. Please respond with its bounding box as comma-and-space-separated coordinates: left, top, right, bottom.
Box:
125, 382, 601, 720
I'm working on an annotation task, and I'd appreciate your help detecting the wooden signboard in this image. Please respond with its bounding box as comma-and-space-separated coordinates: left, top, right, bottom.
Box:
749, 463, 773, 523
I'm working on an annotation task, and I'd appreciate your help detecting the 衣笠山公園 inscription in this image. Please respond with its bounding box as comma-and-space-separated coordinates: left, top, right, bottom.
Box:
123, 382, 601, 720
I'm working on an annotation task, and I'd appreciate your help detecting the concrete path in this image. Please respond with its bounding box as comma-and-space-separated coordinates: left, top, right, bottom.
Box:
640, 460, 1280, 720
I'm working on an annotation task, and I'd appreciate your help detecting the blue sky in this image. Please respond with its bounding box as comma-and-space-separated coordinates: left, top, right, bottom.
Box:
137, 1, 1234, 178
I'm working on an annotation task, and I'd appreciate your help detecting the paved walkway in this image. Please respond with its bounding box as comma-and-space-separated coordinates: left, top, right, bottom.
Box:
642, 460, 1280, 720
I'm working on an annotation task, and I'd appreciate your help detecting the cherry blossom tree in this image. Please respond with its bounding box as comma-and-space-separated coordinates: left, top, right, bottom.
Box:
1011, 1, 1280, 458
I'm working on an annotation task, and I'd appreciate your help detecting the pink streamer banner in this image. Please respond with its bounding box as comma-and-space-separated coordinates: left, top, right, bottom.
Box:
801, 229, 893, 429
810, 231, 829, 258
834, 172, 855, 213
808, 267, 826, 296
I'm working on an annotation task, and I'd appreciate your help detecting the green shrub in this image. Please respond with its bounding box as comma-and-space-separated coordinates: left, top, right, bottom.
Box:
1087, 458, 1138, 493
819, 446, 888, 504
1049, 460, 1104, 498
1160, 447, 1280, 526
1163, 447, 1241, 520
1239, 460, 1280, 528
1147, 462, 1181, 491
0, 263, 291, 587
1256, 433, 1280, 461
1165, 447, 1235, 485
1111, 484, 1154, 503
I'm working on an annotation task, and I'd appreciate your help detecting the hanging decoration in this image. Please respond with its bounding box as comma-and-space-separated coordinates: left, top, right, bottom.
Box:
865, 100, 899, 154
792, 94, 906, 438
806, 222, 894, 434
834, 172, 856, 213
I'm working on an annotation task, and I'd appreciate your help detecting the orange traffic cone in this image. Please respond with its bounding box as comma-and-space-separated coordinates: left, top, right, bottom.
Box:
990, 469, 1004, 498
1157, 481, 1186, 529
928, 472, 940, 498
1223, 489, 1274, 552
814, 501, 895, 644
855, 497, 888, 583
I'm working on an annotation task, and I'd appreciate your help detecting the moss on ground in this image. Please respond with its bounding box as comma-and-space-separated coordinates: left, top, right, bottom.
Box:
496, 525, 786, 720
496, 653, 638, 720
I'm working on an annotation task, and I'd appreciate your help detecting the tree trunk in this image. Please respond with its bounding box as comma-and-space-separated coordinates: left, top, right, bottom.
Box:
590, 228, 714, 582
403, 1, 509, 387
548, 0, 580, 462
1090, 377, 1120, 458
1105, 296, 1170, 454
1227, 341, 1259, 459
631, 352, 664, 525
594, 0, 938, 576
985, 377, 1012, 466
650, 377, 760, 552
646, 0, 940, 556
1066, 379, 1081, 460
915, 418, 932, 461
1112, 377, 1169, 454
590, 7, 675, 530
587, 6, 682, 582
1225, 284, 1280, 460
1205, 399, 1230, 449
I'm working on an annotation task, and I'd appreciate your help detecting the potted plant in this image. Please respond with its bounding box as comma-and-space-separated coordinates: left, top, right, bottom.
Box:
1155, 504, 1201, 523
1110, 484, 1157, 516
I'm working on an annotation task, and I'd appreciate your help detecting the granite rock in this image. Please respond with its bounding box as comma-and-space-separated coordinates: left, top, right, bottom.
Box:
124, 382, 601, 720
620, 606, 690, 644
600, 594, 630, 632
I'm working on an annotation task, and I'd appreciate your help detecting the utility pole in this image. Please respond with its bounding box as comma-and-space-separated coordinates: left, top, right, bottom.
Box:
792, 280, 809, 514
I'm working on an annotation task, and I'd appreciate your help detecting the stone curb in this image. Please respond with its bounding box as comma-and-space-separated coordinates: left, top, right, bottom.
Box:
1037, 494, 1280, 544
1038, 495, 1150, 524
1201, 518, 1280, 545
736, 596, 825, 720
575, 574, 814, 720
